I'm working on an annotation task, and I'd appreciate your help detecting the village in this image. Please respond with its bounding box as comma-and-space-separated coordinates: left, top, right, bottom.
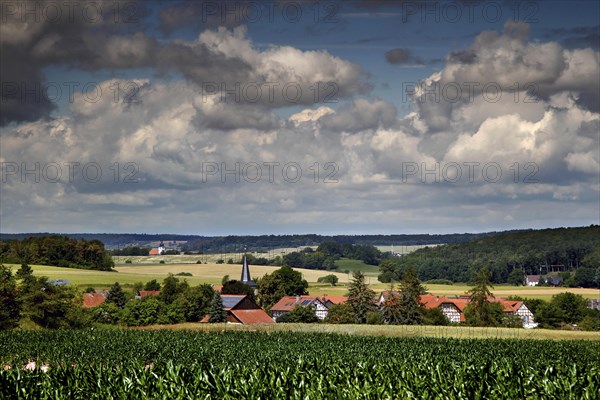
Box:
82, 254, 541, 328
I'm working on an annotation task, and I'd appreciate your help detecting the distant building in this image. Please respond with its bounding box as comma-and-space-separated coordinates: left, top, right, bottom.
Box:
200, 294, 273, 324
588, 299, 600, 311
148, 241, 166, 256
82, 290, 108, 308
526, 275, 541, 286
271, 295, 330, 321
545, 276, 564, 286
48, 279, 70, 286
138, 290, 161, 297
378, 291, 538, 328
240, 255, 257, 288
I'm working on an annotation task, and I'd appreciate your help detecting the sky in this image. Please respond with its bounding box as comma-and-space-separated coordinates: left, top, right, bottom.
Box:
0, 0, 599, 235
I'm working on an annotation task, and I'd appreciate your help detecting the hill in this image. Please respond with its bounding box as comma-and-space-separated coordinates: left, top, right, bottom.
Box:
378, 225, 600, 286
0, 232, 508, 251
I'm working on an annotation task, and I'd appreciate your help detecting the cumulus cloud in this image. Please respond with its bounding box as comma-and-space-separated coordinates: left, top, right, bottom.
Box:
1, 17, 598, 233
0, 2, 368, 126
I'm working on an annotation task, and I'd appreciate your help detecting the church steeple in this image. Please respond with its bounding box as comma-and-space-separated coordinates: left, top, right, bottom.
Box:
241, 254, 256, 287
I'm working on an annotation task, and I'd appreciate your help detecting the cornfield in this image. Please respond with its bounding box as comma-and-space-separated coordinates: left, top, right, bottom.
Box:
0, 330, 598, 399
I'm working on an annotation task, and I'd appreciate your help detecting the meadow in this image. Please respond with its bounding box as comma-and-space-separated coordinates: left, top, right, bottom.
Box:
5, 262, 598, 302
1, 330, 598, 398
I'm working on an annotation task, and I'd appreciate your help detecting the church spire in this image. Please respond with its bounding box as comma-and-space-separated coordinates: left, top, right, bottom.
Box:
240, 254, 256, 287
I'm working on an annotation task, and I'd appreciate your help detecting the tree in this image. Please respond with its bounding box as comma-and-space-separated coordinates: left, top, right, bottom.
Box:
144, 279, 161, 291
178, 284, 214, 322
221, 280, 255, 298
276, 305, 319, 323
324, 304, 355, 324
380, 290, 402, 325
0, 265, 20, 330
160, 274, 180, 305
106, 282, 127, 308
378, 258, 401, 283
464, 301, 504, 327
572, 267, 599, 288
208, 292, 227, 323
466, 266, 498, 326
16, 263, 33, 280
551, 292, 588, 324
121, 297, 162, 326
507, 269, 526, 286
317, 274, 339, 286
19, 276, 84, 329
221, 275, 230, 285
397, 267, 426, 325
422, 307, 449, 326
132, 282, 144, 296
347, 271, 376, 324
257, 266, 308, 310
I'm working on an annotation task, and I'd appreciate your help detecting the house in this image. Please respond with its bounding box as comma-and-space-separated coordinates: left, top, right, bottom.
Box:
321, 295, 348, 306
588, 299, 600, 311
148, 241, 166, 256
201, 294, 273, 325
526, 275, 541, 286
545, 276, 564, 286
498, 298, 538, 328
82, 290, 108, 308
138, 290, 161, 297
270, 295, 330, 321
377, 291, 537, 328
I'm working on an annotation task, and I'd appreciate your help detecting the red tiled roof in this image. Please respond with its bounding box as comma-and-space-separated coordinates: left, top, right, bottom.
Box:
148, 249, 159, 255
271, 296, 324, 312
82, 292, 107, 308
230, 309, 274, 324
322, 295, 348, 304
139, 290, 160, 297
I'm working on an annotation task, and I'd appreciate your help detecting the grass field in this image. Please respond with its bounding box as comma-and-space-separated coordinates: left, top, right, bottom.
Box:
5, 263, 349, 290
6, 263, 599, 301
137, 322, 600, 341
334, 258, 379, 276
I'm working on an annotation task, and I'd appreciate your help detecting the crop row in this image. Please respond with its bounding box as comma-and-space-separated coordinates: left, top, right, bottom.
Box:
1, 330, 599, 399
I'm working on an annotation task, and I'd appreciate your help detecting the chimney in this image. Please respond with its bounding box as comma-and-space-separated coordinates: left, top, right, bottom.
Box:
296, 295, 300, 303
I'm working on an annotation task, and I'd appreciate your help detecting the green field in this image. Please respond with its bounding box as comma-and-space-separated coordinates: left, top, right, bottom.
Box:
334, 258, 380, 276
1, 330, 598, 398
4, 263, 350, 290
6, 263, 599, 302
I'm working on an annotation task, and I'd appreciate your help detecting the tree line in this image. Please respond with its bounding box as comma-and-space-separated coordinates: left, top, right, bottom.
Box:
0, 236, 114, 271
378, 225, 600, 286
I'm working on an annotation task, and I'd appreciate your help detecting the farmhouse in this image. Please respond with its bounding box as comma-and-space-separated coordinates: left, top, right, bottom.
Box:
148, 241, 166, 256
201, 294, 273, 325
82, 290, 108, 308
271, 295, 330, 321
526, 275, 541, 286
378, 291, 537, 328
138, 290, 161, 297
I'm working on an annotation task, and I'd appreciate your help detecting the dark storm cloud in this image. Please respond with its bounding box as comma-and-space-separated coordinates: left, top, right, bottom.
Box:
385, 48, 424, 65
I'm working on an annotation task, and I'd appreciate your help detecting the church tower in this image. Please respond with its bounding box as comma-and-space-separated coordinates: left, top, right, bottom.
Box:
240, 254, 257, 288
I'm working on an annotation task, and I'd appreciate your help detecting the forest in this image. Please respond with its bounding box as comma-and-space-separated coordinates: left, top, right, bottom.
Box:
378, 225, 600, 286
0, 232, 500, 251
0, 236, 114, 271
